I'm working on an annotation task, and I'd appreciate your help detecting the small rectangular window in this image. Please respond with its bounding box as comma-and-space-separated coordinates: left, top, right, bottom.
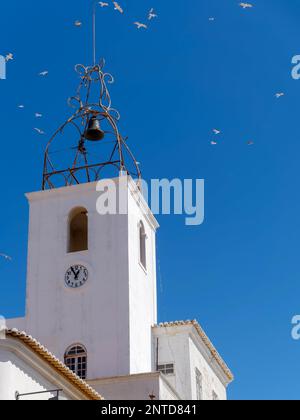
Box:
195, 368, 203, 400
139, 222, 147, 270
157, 363, 175, 375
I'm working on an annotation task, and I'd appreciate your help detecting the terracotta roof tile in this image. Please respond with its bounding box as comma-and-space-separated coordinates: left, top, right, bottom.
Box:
6, 329, 103, 400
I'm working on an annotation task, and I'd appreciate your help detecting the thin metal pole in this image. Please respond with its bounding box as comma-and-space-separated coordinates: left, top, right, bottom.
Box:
93, 1, 97, 65
16, 389, 63, 400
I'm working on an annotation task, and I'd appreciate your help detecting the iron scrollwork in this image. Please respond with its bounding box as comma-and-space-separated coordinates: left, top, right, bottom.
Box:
42, 60, 141, 190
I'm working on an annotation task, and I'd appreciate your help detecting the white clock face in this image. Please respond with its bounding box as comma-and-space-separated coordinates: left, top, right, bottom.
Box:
65, 265, 88, 289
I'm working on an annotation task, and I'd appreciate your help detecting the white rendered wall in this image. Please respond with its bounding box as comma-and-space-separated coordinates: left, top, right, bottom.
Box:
0, 338, 79, 400
127, 182, 158, 374
188, 336, 227, 400
153, 326, 228, 400
8, 176, 158, 380
153, 328, 191, 399
88, 373, 179, 401
0, 348, 57, 400
158, 376, 179, 401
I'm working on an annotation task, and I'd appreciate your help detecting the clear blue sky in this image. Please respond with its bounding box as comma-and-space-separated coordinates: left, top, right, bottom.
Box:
1, 0, 300, 400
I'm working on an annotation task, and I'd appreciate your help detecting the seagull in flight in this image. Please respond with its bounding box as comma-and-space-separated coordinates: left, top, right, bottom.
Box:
39, 71, 49, 77
35, 113, 43, 118
213, 129, 221, 135
0, 253, 12, 261
148, 8, 158, 20
74, 20, 82, 27
113, 2, 124, 14
275, 92, 285, 99
210, 141, 218, 145
34, 128, 45, 135
99, 2, 109, 7
239, 2, 253, 8
18, 105, 25, 109
5, 53, 13, 62
134, 22, 148, 29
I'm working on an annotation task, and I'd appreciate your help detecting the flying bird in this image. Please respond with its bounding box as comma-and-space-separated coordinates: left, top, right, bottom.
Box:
275, 92, 285, 99
113, 2, 123, 14
210, 141, 218, 145
39, 71, 49, 77
247, 140, 254, 146
34, 128, 45, 135
5, 53, 13, 62
209, 17, 215, 21
35, 113, 43, 118
99, 2, 109, 7
18, 105, 25, 109
213, 129, 221, 135
74, 20, 82, 27
0, 253, 12, 261
148, 8, 158, 20
134, 22, 148, 29
239, 2, 253, 9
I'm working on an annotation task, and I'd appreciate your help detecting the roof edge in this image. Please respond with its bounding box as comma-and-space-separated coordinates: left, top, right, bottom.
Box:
5, 329, 103, 400
153, 320, 234, 383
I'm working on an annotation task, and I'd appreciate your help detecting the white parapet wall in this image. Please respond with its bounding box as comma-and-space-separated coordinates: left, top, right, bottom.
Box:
88, 372, 180, 401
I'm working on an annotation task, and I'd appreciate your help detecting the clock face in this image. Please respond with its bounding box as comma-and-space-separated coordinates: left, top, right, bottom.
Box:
65, 265, 88, 289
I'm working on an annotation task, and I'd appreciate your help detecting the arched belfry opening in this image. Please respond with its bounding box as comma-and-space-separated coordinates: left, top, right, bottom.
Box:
68, 207, 88, 253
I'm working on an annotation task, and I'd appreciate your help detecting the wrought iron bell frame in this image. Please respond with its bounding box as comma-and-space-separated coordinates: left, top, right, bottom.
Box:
42, 60, 141, 190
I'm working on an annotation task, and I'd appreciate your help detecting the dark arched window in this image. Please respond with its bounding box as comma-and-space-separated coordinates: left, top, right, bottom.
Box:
64, 344, 87, 379
68, 207, 88, 253
139, 221, 147, 270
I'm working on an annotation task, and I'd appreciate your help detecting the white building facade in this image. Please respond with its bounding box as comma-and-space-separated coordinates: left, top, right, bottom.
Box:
7, 175, 233, 400
0, 330, 102, 400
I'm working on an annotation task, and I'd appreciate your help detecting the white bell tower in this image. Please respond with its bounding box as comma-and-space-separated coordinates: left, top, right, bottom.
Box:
16, 175, 158, 379
9, 62, 159, 380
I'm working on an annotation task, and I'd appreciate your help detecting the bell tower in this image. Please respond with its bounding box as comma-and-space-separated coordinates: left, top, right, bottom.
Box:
9, 61, 159, 380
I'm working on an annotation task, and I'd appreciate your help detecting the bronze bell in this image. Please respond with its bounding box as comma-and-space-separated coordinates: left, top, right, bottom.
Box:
84, 116, 105, 141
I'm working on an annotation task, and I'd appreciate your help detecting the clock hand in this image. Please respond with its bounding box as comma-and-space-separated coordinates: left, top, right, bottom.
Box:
71, 267, 77, 277
75, 268, 81, 280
